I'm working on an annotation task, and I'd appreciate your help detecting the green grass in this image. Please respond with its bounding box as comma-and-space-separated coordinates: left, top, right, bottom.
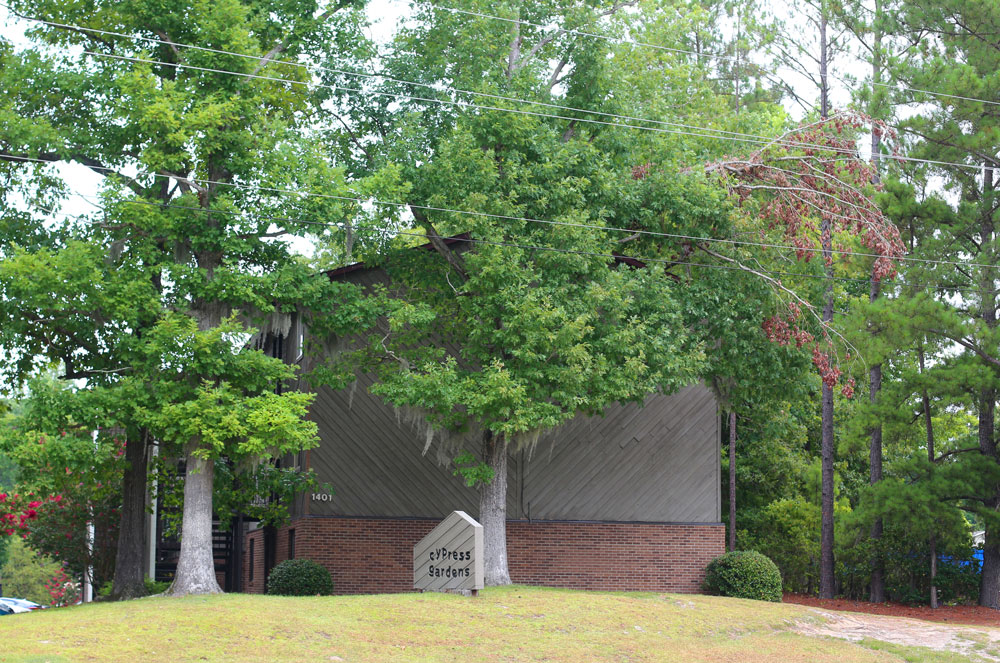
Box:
0, 586, 983, 662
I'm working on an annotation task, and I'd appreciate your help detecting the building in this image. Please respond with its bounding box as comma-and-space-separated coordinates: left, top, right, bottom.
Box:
243, 246, 724, 595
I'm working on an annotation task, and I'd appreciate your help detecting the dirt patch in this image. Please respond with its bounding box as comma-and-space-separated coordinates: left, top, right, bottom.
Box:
794, 608, 1000, 660
785, 593, 1000, 628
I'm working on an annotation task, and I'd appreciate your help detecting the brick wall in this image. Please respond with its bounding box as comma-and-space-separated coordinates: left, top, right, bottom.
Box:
244, 528, 266, 594
243, 517, 723, 595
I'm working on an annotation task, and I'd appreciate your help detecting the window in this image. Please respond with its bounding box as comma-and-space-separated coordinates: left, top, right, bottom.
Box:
249, 538, 255, 582
295, 317, 305, 362
288, 529, 296, 560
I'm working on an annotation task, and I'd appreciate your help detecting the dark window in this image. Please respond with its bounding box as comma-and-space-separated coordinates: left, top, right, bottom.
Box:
249, 538, 255, 582
288, 529, 296, 560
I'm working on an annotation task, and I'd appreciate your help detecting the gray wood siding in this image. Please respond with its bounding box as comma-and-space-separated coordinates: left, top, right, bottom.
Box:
305, 378, 719, 523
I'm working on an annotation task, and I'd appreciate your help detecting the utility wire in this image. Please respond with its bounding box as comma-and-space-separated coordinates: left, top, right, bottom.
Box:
83, 49, 992, 174
5, 152, 986, 272
7, 157, 995, 288
2, 7, 992, 172
428, 3, 1000, 110
29, 191, 988, 296
1, 10, 820, 148
98, 191, 994, 273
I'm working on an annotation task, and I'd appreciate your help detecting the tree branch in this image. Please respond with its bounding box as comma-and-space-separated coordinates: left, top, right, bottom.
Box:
410, 207, 468, 280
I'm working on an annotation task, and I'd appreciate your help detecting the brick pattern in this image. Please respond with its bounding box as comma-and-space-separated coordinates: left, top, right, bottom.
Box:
506, 521, 723, 593
243, 517, 723, 595
244, 529, 265, 594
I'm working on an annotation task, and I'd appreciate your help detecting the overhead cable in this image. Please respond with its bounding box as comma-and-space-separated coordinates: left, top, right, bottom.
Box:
5, 152, 988, 272
28, 192, 988, 296
0, 6, 992, 171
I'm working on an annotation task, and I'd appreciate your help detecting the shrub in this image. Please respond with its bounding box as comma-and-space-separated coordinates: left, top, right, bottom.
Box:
266, 559, 333, 596
144, 578, 171, 595
702, 550, 782, 602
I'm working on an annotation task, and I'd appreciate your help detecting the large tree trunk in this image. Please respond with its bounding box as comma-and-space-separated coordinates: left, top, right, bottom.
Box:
729, 411, 737, 552
111, 431, 150, 600
480, 431, 511, 586
168, 452, 222, 596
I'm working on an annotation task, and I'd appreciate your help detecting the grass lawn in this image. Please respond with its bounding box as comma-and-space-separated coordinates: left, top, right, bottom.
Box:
0, 586, 987, 662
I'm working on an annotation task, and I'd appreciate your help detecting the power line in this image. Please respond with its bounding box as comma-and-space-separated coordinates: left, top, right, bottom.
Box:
6, 151, 996, 273
28, 191, 989, 296
428, 3, 1000, 110
101, 192, 994, 272
428, 4, 742, 64
83, 49, 992, 174
5, 151, 987, 292
1, 10, 812, 148
2, 7, 992, 172
0, 153, 931, 271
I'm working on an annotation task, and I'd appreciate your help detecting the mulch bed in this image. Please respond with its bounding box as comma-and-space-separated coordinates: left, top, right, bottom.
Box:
784, 593, 1000, 628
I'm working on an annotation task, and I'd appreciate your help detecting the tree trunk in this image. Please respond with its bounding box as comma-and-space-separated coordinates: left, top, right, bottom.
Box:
820, 377, 836, 599
111, 431, 150, 600
979, 387, 999, 608
979, 164, 998, 608
983, 527, 1000, 609
929, 535, 938, 609
868, 362, 885, 603
868, 24, 886, 599
480, 431, 511, 586
919, 345, 937, 608
168, 452, 221, 596
729, 410, 737, 552
819, 1, 829, 119
817, 0, 836, 601
869, 281, 885, 603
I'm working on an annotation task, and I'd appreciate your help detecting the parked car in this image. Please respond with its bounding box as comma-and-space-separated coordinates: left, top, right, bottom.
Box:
0, 602, 13, 616
0, 598, 44, 613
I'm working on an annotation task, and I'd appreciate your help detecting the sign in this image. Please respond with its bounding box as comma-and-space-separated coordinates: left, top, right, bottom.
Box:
413, 510, 484, 593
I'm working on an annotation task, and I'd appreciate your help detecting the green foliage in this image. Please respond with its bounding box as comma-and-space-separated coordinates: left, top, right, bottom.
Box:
702, 550, 783, 602
266, 559, 334, 596
451, 451, 493, 488
742, 499, 820, 593
144, 578, 171, 595
0, 536, 62, 604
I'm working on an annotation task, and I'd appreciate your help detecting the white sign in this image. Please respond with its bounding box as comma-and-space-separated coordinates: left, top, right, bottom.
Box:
413, 511, 484, 593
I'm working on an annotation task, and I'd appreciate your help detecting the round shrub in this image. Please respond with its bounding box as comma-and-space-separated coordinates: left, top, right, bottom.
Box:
702, 550, 782, 602
266, 559, 334, 596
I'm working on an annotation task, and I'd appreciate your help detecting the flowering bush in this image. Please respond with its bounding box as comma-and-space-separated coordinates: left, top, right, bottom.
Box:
44, 566, 80, 607
1, 428, 122, 588
0, 492, 62, 536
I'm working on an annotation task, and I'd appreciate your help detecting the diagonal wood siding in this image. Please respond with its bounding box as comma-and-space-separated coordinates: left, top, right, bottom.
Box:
306, 377, 719, 523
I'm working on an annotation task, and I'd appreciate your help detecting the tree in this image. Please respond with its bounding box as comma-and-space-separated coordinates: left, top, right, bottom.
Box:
0, 0, 375, 596
0, 537, 63, 604
876, 0, 1000, 608
359, 132, 708, 585
344, 0, 901, 586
